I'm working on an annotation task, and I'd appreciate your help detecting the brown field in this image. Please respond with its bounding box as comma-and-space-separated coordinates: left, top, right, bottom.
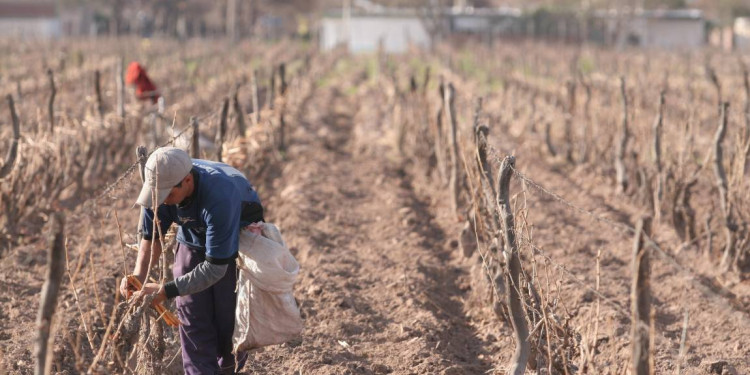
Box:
0, 38, 749, 374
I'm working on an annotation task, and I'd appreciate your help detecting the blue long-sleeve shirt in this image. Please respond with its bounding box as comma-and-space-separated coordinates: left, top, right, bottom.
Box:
141, 159, 263, 264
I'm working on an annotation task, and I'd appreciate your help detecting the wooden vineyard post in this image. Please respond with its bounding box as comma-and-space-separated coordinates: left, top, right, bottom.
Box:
713, 102, 730, 219
652, 90, 665, 222
714, 102, 737, 269
190, 116, 200, 158
527, 93, 537, 134
136, 146, 148, 243
278, 63, 287, 152
460, 98, 486, 258
232, 83, 247, 137
34, 213, 65, 375
580, 73, 592, 121
544, 122, 557, 157
434, 79, 447, 184
738, 59, 750, 183
564, 79, 576, 163
615, 76, 629, 194
704, 216, 713, 256
1, 94, 20, 179
116, 58, 125, 118
497, 156, 529, 375
474, 98, 495, 197
251, 69, 260, 127
473, 97, 499, 231
630, 215, 653, 375
675, 310, 690, 375
741, 59, 750, 139
216, 98, 229, 162
445, 82, 460, 216
279, 63, 287, 96
394, 82, 405, 157
279, 103, 287, 152
268, 67, 276, 110
47, 69, 56, 133
149, 112, 159, 147
136, 146, 148, 183
94, 70, 105, 120
706, 65, 722, 111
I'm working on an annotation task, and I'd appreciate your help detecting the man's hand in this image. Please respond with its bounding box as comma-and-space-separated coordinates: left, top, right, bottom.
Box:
119, 276, 140, 299
135, 282, 167, 306
121, 277, 180, 326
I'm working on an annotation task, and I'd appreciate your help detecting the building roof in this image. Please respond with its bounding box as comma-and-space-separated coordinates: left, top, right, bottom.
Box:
323, 6, 521, 19
0, 2, 56, 19
323, 5, 700, 21
594, 8, 703, 20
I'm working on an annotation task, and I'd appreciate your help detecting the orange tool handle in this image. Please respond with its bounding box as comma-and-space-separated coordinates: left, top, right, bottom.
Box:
126, 275, 181, 327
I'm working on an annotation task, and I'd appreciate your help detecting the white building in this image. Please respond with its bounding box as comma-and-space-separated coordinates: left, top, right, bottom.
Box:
735, 17, 750, 51
321, 10, 432, 53
596, 9, 705, 49
321, 6, 706, 52
0, 1, 60, 39
319, 6, 525, 54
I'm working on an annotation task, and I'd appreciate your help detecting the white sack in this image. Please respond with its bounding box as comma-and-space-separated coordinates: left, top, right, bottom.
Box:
233, 223, 303, 352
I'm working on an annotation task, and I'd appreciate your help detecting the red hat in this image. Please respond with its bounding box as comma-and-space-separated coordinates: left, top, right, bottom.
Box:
125, 61, 159, 103
125, 62, 145, 85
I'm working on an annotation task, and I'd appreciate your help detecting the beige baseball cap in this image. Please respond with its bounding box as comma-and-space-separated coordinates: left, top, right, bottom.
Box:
136, 147, 193, 208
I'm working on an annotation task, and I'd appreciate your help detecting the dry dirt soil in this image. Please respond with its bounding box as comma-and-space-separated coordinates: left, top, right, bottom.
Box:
1, 51, 750, 375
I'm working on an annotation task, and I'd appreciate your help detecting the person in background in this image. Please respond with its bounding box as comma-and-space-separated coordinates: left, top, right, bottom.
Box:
120, 146, 264, 374
125, 61, 160, 104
